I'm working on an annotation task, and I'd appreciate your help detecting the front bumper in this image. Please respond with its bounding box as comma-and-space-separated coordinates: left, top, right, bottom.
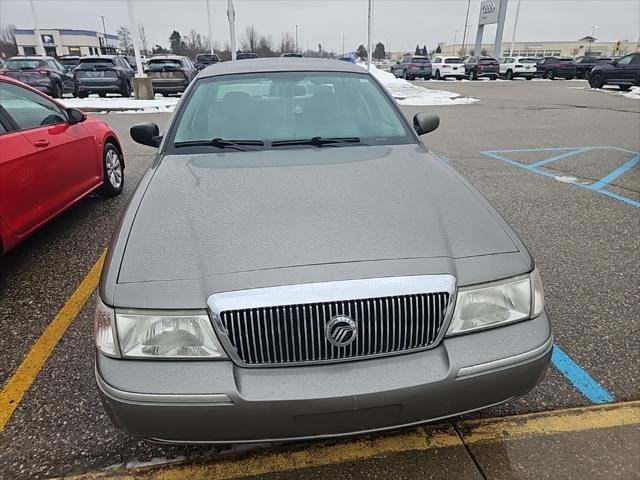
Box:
96, 312, 552, 443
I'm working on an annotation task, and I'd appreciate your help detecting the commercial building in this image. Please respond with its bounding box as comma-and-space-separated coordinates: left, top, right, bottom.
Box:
442, 39, 639, 58
14, 28, 118, 57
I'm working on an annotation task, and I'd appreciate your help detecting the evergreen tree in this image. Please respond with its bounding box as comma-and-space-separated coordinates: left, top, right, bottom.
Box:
356, 44, 367, 59
373, 42, 386, 60
435, 44, 442, 54
421, 45, 427, 56
169, 30, 185, 54
415, 44, 421, 55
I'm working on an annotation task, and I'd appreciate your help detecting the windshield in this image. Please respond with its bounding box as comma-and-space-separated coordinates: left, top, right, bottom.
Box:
5, 59, 44, 70
479, 58, 498, 64
412, 57, 429, 64
519, 58, 537, 63
78, 58, 115, 68
197, 55, 218, 62
170, 71, 412, 150
148, 59, 182, 67
445, 58, 463, 64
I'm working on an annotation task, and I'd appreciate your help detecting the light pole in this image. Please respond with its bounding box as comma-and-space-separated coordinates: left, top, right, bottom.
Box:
100, 15, 108, 54
29, 0, 45, 56
306, 37, 309, 54
452, 29, 458, 55
460, 0, 471, 57
295, 25, 298, 52
227, 0, 236, 60
342, 32, 345, 57
589, 25, 598, 53
206, 0, 214, 54
126, 0, 144, 76
367, 0, 373, 70
509, 0, 522, 56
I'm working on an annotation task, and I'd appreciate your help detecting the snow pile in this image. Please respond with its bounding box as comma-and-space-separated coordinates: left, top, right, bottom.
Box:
622, 86, 640, 100
358, 63, 479, 106
59, 94, 179, 113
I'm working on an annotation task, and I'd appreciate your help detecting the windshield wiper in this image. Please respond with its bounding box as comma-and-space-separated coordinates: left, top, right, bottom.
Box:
174, 138, 264, 151
271, 136, 361, 147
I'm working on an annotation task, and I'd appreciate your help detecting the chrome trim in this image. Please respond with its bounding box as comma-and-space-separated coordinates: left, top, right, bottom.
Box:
456, 335, 554, 378
208, 275, 456, 368
96, 369, 233, 405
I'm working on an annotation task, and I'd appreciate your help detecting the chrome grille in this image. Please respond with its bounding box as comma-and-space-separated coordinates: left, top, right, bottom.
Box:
217, 293, 450, 366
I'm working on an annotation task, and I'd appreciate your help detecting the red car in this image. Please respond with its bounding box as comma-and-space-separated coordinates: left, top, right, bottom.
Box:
0, 75, 125, 254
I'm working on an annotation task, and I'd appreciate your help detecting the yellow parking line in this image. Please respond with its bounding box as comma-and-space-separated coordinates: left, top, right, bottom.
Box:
0, 249, 106, 432
458, 400, 640, 444
69, 401, 639, 480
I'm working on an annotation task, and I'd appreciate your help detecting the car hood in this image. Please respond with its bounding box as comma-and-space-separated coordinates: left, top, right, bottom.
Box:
117, 144, 520, 285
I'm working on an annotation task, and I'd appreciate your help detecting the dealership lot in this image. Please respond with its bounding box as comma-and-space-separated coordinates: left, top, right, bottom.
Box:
0, 80, 638, 478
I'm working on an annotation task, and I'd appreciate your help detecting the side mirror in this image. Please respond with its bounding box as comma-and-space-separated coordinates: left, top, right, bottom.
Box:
612, 59, 619, 66
395, 61, 400, 65
131, 122, 162, 147
66, 108, 86, 124
413, 113, 440, 136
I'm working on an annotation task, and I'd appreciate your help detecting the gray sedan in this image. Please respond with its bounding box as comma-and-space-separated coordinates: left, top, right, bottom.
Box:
95, 58, 552, 443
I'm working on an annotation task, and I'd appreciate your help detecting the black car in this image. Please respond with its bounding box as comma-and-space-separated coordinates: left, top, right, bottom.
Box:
573, 56, 612, 79
145, 55, 198, 96
1, 56, 75, 98
194, 53, 220, 70
74, 55, 135, 98
236, 52, 258, 60
390, 55, 432, 80
58, 55, 82, 72
588, 52, 640, 90
281, 52, 304, 58
535, 57, 577, 80
463, 56, 499, 80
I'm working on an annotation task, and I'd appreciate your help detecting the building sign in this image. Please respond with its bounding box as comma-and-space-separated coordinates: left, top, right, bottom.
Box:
524, 44, 543, 50
41, 34, 55, 45
478, 0, 500, 25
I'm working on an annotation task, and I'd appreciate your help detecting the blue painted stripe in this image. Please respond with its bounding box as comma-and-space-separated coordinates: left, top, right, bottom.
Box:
551, 345, 614, 404
527, 147, 592, 169
483, 146, 639, 155
590, 154, 640, 190
480, 150, 640, 208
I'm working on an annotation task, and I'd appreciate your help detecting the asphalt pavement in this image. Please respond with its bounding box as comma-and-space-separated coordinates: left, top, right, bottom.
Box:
0, 79, 638, 479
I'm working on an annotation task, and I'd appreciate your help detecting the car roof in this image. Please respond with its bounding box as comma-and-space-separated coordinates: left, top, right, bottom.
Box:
198, 57, 367, 78
8, 56, 51, 61
79, 55, 119, 60
150, 55, 185, 59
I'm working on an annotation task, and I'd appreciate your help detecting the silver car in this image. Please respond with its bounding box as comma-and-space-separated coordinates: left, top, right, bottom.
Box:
96, 58, 552, 443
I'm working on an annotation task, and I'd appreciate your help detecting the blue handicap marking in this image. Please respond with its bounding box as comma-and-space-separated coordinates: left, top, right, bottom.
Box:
551, 345, 614, 404
480, 146, 640, 208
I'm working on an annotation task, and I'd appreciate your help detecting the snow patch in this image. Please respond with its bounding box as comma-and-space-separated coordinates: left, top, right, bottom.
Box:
359, 63, 479, 106
622, 86, 640, 100
554, 175, 578, 184
105, 456, 187, 471
58, 95, 179, 113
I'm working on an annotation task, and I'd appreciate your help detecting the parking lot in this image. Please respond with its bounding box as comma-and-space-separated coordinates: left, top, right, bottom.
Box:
0, 78, 638, 479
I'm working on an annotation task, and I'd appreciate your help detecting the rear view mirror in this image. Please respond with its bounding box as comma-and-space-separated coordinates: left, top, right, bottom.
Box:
131, 122, 162, 148
413, 113, 440, 136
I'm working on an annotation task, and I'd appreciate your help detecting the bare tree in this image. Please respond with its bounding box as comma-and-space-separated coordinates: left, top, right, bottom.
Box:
138, 24, 148, 54
279, 32, 295, 54
117, 26, 132, 54
0, 23, 18, 58
185, 29, 211, 56
241, 26, 258, 52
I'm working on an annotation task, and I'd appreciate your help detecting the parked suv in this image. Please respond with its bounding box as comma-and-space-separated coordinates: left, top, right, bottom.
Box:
463, 56, 499, 80
1, 56, 75, 98
499, 57, 536, 80
573, 56, 612, 79
535, 57, 577, 80
236, 52, 258, 60
588, 52, 640, 90
391, 55, 432, 80
431, 56, 465, 80
195, 53, 220, 70
58, 55, 82, 72
74, 56, 135, 98
145, 55, 197, 96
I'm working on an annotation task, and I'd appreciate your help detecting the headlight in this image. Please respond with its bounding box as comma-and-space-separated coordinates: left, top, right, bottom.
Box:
447, 268, 545, 336
116, 311, 226, 359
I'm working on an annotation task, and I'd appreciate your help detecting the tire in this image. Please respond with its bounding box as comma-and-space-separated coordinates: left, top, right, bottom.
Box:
78, 91, 88, 98
435, 69, 441, 80
161, 92, 169, 97
99, 142, 124, 197
456, 76, 463, 81
403, 70, 409, 80
424, 75, 431, 81
589, 74, 604, 89
506, 70, 513, 80
619, 85, 631, 91
490, 75, 497, 81
566, 76, 574, 80
98, 93, 107, 98
120, 80, 132, 97
546, 70, 554, 80
51, 82, 62, 99
525, 76, 533, 80
469, 69, 477, 80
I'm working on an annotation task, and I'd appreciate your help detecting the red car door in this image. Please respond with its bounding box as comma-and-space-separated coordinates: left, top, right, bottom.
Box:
0, 126, 50, 235
0, 80, 101, 224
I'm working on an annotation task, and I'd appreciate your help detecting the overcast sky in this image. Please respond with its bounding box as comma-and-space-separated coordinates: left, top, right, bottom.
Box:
1, 0, 638, 52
